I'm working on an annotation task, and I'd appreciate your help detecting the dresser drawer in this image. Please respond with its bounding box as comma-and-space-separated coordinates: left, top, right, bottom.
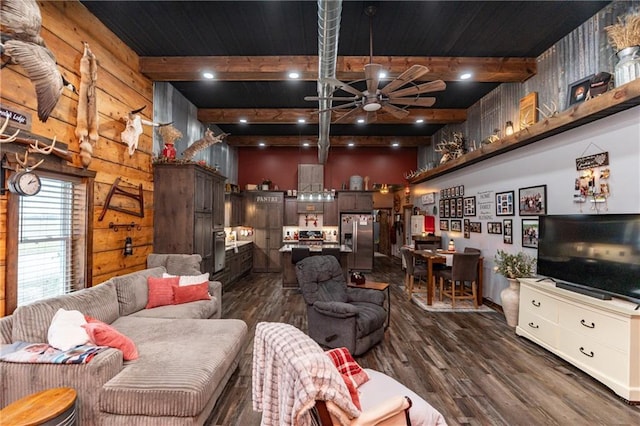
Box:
520, 284, 559, 323
558, 327, 628, 384
518, 309, 557, 346
559, 303, 629, 352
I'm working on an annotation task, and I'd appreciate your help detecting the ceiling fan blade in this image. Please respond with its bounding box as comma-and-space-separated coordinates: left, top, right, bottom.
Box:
364, 63, 382, 94
304, 96, 359, 102
388, 97, 436, 107
380, 65, 429, 95
317, 101, 360, 113
380, 103, 410, 119
320, 77, 363, 97
333, 106, 365, 123
386, 80, 447, 98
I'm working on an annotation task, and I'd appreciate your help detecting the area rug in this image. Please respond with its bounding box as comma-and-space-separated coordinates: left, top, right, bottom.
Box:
411, 293, 495, 312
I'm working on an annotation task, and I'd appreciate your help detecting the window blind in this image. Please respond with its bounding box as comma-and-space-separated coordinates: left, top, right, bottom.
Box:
17, 176, 87, 307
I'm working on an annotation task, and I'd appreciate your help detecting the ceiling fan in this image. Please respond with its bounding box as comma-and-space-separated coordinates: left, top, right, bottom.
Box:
305, 5, 446, 123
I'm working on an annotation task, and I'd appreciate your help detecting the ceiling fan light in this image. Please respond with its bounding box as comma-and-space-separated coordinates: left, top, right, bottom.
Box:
363, 102, 381, 112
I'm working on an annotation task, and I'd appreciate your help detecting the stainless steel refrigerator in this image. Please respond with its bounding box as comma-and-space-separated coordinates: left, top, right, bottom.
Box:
340, 213, 374, 272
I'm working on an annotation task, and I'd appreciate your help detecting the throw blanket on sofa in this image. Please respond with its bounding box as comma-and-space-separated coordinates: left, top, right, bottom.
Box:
0, 342, 107, 364
252, 322, 360, 426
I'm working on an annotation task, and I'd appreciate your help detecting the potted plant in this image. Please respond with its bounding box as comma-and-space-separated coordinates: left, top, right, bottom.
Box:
494, 249, 536, 327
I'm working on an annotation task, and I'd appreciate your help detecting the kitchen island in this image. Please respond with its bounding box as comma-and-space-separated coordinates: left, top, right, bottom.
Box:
280, 244, 352, 288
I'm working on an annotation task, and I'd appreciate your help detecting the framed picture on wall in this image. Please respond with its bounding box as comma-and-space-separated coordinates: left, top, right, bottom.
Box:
522, 219, 539, 248
440, 220, 449, 231
487, 222, 503, 234
450, 219, 462, 232
463, 196, 476, 216
495, 191, 515, 216
503, 219, 513, 244
456, 198, 463, 218
464, 219, 470, 239
469, 222, 482, 233
566, 74, 594, 109
519, 184, 547, 216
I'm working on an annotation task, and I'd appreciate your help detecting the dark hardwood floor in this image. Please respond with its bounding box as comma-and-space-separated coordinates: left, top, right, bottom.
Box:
207, 255, 640, 425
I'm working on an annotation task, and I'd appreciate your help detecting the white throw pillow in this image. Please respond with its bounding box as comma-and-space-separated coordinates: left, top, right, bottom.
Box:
47, 308, 90, 351
163, 272, 209, 286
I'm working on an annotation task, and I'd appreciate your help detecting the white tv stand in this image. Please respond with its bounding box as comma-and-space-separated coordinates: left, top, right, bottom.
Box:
516, 278, 640, 403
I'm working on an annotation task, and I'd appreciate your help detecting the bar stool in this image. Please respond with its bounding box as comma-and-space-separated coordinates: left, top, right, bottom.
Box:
321, 247, 341, 264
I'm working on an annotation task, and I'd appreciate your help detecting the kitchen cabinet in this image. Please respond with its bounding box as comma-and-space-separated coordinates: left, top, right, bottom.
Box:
323, 200, 339, 226
517, 278, 640, 403
245, 192, 283, 272
225, 193, 244, 226
298, 164, 323, 193
338, 191, 373, 212
154, 163, 226, 276
284, 197, 298, 226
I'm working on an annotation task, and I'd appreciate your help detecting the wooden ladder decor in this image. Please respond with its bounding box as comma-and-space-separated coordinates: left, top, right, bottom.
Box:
99, 177, 144, 221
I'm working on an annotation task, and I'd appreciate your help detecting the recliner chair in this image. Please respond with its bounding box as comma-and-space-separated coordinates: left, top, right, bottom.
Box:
295, 256, 387, 355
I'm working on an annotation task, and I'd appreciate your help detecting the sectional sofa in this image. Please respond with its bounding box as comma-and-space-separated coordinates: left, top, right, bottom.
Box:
0, 254, 248, 425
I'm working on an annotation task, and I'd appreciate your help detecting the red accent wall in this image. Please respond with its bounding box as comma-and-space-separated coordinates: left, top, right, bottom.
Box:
237, 146, 417, 190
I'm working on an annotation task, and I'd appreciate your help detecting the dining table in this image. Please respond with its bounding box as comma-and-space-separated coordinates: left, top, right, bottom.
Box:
413, 249, 484, 306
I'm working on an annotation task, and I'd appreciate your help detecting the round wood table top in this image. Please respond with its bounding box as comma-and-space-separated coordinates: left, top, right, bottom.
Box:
0, 387, 76, 426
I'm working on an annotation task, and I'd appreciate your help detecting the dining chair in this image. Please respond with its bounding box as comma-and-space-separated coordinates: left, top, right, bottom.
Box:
400, 248, 428, 300
438, 252, 480, 308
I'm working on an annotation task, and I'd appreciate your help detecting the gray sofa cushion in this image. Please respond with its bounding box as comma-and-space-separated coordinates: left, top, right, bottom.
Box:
103, 317, 248, 417
128, 298, 218, 319
147, 253, 202, 276
112, 267, 166, 316
12, 281, 120, 343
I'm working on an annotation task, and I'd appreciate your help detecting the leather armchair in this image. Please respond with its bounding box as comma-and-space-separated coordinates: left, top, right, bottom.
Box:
295, 256, 386, 355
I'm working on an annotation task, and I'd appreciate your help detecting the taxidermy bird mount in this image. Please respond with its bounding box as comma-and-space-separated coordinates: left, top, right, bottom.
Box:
1, 0, 76, 122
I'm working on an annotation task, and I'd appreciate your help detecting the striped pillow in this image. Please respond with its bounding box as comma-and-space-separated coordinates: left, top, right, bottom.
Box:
325, 347, 370, 388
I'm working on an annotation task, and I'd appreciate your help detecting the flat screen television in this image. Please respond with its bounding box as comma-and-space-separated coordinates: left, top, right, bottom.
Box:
537, 214, 640, 303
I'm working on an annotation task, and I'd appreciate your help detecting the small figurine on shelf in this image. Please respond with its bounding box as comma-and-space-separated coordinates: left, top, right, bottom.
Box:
162, 143, 176, 160
158, 125, 182, 160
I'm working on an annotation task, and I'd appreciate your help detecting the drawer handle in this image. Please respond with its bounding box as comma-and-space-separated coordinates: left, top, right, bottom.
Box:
531, 300, 541, 307
580, 319, 595, 329
528, 322, 539, 329
579, 347, 594, 358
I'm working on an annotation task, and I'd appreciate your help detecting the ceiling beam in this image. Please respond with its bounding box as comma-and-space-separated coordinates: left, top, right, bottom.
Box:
140, 56, 536, 83
197, 108, 466, 124
226, 135, 430, 147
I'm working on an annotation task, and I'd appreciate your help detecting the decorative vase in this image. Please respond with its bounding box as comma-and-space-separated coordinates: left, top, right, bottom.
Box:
500, 278, 521, 327
162, 143, 176, 160
614, 45, 640, 87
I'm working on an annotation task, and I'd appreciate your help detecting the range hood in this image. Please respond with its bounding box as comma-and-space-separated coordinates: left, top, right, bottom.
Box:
297, 164, 333, 207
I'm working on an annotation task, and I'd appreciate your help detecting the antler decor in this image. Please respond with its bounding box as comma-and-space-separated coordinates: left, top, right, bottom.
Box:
120, 105, 172, 156
435, 132, 466, 164
0, 115, 20, 143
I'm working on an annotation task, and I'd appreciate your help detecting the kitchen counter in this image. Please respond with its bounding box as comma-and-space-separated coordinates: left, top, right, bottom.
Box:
279, 244, 352, 253
225, 240, 253, 251
281, 244, 351, 288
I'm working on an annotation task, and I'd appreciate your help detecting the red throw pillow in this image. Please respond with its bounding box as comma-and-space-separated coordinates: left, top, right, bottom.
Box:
325, 347, 370, 387
82, 321, 138, 361
146, 276, 179, 309
173, 282, 210, 305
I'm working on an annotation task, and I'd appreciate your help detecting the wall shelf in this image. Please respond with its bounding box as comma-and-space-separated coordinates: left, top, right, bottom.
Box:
409, 78, 640, 185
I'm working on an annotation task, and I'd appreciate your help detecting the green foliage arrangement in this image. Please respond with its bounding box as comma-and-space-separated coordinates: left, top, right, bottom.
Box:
494, 249, 536, 279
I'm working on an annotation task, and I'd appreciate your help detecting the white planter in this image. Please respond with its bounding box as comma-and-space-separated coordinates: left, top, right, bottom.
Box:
500, 278, 520, 327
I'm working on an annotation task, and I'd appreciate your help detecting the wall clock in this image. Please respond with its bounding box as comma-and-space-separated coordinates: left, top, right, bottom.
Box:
8, 170, 42, 196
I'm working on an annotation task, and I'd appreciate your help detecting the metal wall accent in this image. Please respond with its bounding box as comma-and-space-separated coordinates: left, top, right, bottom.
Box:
153, 82, 238, 183
420, 1, 639, 170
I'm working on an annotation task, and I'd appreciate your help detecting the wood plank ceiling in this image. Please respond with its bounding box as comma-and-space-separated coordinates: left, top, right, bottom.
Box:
81, 1, 610, 147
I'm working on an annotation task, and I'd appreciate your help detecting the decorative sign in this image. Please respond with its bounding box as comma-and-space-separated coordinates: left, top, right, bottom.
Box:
256, 195, 281, 203
576, 152, 609, 170
477, 190, 494, 221
421, 192, 435, 205
0, 104, 31, 130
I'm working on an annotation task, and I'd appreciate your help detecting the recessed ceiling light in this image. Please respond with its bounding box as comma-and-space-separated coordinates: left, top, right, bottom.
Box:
202, 72, 214, 79
460, 72, 472, 80
303, 142, 310, 147
392, 142, 400, 147
239, 118, 247, 123
356, 118, 365, 124
288, 72, 300, 79
415, 119, 424, 124
348, 142, 355, 147
258, 142, 266, 147
297, 118, 306, 123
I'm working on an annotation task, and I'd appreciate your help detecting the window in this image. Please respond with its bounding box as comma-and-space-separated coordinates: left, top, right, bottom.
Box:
15, 174, 88, 307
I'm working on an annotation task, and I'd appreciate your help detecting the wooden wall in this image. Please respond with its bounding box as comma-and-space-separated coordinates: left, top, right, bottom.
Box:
0, 1, 154, 316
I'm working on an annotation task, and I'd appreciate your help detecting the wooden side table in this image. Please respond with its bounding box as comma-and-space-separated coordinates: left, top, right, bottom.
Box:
0, 387, 77, 425
348, 280, 391, 329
